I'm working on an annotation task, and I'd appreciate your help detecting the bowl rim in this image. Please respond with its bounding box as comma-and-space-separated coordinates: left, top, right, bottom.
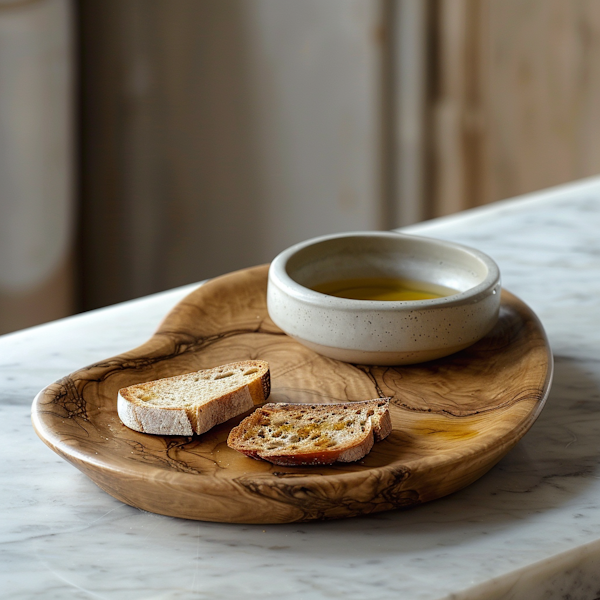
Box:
268, 231, 501, 311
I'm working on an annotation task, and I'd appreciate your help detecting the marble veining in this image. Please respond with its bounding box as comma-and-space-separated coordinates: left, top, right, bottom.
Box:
3, 177, 600, 598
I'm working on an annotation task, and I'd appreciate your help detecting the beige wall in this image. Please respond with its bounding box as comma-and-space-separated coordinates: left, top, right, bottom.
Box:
0, 0, 74, 335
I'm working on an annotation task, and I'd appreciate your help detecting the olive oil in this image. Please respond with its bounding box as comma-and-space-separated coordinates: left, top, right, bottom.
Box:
311, 277, 457, 301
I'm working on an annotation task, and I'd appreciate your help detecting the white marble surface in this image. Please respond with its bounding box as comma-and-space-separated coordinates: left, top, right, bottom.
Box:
4, 177, 600, 599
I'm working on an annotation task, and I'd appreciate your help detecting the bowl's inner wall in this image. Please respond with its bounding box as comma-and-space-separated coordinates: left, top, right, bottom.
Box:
286, 236, 490, 294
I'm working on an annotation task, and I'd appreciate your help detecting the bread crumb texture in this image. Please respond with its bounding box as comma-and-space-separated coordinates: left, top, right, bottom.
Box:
227, 399, 391, 466
117, 360, 270, 435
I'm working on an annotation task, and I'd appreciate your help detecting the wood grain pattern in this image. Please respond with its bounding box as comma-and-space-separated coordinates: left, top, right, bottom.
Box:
31, 265, 552, 523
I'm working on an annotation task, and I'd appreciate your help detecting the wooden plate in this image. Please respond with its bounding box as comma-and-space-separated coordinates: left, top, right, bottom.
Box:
32, 265, 553, 524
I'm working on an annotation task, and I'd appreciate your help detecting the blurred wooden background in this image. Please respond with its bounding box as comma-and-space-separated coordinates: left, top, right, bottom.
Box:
78, 0, 386, 310
1, 0, 600, 333
431, 0, 600, 215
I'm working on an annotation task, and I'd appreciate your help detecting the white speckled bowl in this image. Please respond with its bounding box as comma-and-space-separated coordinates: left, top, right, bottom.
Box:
267, 231, 501, 365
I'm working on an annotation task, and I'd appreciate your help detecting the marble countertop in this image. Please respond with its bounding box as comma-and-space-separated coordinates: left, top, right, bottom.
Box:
4, 177, 600, 599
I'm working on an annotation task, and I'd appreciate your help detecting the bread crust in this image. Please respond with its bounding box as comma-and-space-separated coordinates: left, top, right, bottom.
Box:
117, 360, 270, 435
227, 399, 391, 466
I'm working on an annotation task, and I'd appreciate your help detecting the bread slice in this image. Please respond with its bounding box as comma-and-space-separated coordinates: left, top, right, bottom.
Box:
117, 360, 270, 436
227, 398, 391, 466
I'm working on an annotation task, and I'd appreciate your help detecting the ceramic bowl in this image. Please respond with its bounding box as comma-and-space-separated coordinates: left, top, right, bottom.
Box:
267, 231, 501, 365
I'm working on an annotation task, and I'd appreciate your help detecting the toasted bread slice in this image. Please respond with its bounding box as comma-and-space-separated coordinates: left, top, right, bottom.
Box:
227, 398, 391, 466
117, 360, 270, 436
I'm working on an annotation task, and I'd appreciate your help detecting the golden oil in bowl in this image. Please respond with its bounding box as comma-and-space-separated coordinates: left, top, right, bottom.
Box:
311, 277, 459, 302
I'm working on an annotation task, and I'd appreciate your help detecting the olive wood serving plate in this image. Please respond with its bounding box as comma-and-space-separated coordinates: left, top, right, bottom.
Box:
32, 265, 553, 524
